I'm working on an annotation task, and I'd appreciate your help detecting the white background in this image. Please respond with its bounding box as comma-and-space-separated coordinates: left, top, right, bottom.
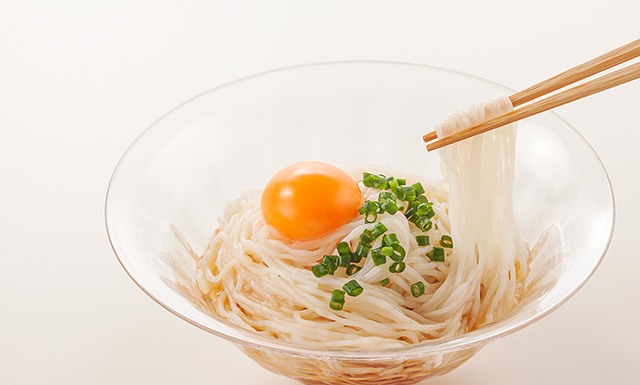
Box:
1, 1, 639, 384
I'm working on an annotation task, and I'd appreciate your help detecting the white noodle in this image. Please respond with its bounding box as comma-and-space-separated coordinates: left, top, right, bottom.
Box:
193, 96, 560, 349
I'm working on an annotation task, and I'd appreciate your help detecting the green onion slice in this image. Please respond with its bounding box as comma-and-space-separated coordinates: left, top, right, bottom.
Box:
404, 206, 416, 219
331, 289, 345, 303
425, 206, 436, 219
322, 255, 338, 274
338, 254, 351, 268
380, 278, 390, 287
412, 182, 425, 196
416, 218, 433, 232
411, 281, 425, 297
343, 280, 364, 297
416, 203, 430, 216
329, 289, 346, 310
416, 235, 430, 246
337, 242, 351, 256
380, 199, 399, 215
389, 261, 406, 273
403, 185, 416, 202
394, 185, 406, 201
378, 191, 396, 201
441, 235, 453, 248
389, 244, 406, 261
371, 222, 388, 239
365, 211, 378, 224
426, 247, 445, 262
371, 248, 387, 266
358, 200, 374, 215
381, 246, 394, 256
359, 229, 374, 244
362, 172, 374, 187
353, 242, 371, 262
358, 201, 380, 224
312, 263, 328, 278
383, 233, 399, 246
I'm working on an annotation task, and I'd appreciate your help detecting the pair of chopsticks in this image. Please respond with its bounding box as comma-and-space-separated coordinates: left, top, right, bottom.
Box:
423, 38, 640, 151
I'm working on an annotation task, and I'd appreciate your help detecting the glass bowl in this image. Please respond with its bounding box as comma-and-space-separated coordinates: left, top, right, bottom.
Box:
105, 61, 614, 384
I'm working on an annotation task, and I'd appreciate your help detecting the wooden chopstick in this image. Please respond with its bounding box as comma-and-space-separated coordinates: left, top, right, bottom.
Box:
422, 38, 640, 148
510, 37, 640, 106
426, 61, 640, 151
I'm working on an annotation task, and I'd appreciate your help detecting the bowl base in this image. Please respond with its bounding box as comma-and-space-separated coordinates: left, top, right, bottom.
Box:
237, 344, 481, 385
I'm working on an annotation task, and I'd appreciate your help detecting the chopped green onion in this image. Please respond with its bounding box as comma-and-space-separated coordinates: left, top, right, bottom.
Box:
433, 247, 444, 261
353, 242, 371, 262
411, 281, 425, 297
312, 263, 328, 277
416, 218, 433, 232
441, 235, 453, 248
370, 174, 381, 188
329, 289, 346, 310
331, 289, 345, 302
359, 229, 374, 244
379, 199, 399, 215
425, 248, 433, 260
346, 264, 362, 276
378, 175, 390, 189
397, 178, 406, 185
412, 182, 425, 196
378, 191, 396, 201
371, 222, 388, 239
358, 200, 376, 215
394, 185, 406, 201
362, 172, 374, 187
389, 244, 406, 262
416, 203, 431, 216
383, 233, 399, 246
363, 173, 389, 189
371, 248, 387, 266
358, 200, 380, 224
322, 255, 338, 274
322, 254, 337, 265
343, 280, 364, 297
403, 185, 416, 202
416, 235, 430, 246
424, 206, 436, 219
388, 178, 399, 192
417, 195, 429, 204
426, 247, 445, 262
404, 206, 416, 219
338, 253, 351, 268
389, 261, 406, 273
380, 278, 390, 287
337, 242, 351, 256
380, 246, 394, 256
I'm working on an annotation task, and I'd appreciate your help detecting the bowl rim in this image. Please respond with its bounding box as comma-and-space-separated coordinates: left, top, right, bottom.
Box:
105, 60, 615, 359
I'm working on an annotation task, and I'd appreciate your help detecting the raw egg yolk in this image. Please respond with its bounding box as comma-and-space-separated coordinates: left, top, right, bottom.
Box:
261, 161, 363, 241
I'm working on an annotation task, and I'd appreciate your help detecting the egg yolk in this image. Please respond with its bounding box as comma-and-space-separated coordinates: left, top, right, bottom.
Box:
261, 161, 363, 241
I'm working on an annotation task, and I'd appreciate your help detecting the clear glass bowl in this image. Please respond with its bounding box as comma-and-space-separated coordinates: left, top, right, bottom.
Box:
105, 61, 614, 384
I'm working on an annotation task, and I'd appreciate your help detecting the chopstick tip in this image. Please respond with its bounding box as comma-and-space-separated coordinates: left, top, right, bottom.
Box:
422, 131, 438, 143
